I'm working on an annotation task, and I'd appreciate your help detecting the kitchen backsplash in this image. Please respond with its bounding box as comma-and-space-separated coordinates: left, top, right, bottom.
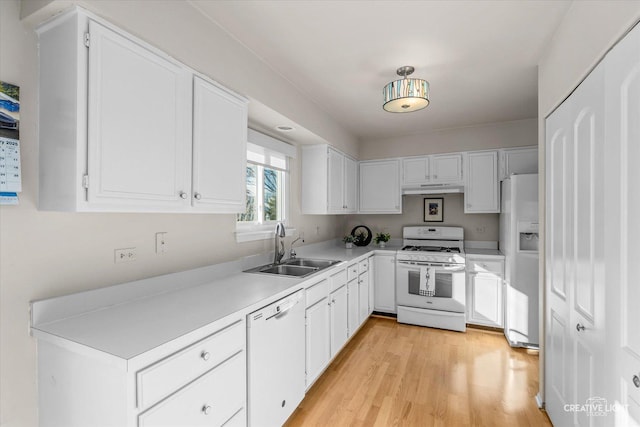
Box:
343, 193, 499, 242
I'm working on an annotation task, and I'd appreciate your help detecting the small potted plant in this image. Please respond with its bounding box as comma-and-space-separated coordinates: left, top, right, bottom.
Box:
342, 235, 355, 249
374, 232, 391, 248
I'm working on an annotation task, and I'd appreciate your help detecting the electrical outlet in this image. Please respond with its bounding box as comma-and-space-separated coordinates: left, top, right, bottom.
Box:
114, 248, 136, 263
316, 226, 320, 235
156, 232, 167, 254
476, 226, 486, 234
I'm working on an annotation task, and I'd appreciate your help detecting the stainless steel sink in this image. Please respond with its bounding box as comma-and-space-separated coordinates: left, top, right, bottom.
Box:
284, 258, 341, 269
244, 258, 341, 278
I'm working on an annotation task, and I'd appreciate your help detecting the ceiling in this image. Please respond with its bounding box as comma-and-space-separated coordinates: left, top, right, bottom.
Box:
191, 1, 572, 142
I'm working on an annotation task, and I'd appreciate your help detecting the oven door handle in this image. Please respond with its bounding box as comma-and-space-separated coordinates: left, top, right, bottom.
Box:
397, 260, 465, 271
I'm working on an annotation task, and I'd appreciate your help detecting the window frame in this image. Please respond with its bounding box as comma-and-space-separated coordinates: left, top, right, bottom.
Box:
235, 135, 293, 242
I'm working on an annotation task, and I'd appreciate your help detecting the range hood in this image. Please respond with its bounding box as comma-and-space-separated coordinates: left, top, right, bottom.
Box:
402, 184, 464, 195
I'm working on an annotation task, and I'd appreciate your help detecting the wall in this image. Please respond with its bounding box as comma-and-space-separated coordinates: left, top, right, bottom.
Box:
537, 0, 640, 405
0, 1, 355, 426
359, 118, 537, 160
345, 194, 499, 243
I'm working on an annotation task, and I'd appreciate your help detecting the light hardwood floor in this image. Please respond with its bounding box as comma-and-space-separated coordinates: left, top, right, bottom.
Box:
285, 317, 551, 427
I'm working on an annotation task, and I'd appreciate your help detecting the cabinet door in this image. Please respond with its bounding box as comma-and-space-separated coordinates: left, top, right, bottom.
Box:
344, 156, 358, 213
359, 160, 401, 213
358, 271, 370, 325
330, 285, 348, 357
192, 76, 247, 213
347, 279, 359, 336
87, 20, 192, 208
464, 151, 499, 213
138, 351, 245, 427
327, 148, 345, 213
374, 254, 396, 313
402, 157, 429, 185
500, 147, 538, 180
431, 154, 463, 183
305, 298, 330, 387
467, 272, 503, 327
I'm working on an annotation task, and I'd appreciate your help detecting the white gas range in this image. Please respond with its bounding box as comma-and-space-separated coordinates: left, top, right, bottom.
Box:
396, 226, 467, 332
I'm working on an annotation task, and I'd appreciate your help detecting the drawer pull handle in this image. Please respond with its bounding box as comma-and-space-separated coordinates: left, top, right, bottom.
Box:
633, 375, 640, 388
201, 351, 210, 361
202, 405, 212, 415
576, 323, 586, 332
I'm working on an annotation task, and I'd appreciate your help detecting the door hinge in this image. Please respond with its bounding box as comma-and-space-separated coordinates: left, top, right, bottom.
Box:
82, 174, 89, 189
83, 32, 90, 48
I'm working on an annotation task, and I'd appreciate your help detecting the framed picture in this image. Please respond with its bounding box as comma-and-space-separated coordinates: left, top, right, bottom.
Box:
424, 198, 443, 222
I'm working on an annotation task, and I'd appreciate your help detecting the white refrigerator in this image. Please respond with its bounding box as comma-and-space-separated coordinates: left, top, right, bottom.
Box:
500, 174, 539, 348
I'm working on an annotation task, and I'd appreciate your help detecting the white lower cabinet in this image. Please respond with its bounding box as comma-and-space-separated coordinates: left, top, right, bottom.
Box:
305, 297, 331, 387
373, 253, 396, 313
358, 270, 370, 324
347, 278, 359, 336
36, 317, 246, 427
466, 256, 504, 328
138, 351, 245, 427
329, 285, 348, 357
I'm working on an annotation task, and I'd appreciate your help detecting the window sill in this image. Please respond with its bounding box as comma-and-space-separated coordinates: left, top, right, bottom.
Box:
235, 226, 296, 243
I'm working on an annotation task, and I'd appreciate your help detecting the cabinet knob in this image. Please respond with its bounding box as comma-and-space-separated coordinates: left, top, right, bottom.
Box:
202, 405, 212, 415
576, 323, 586, 332
633, 375, 640, 388
194, 192, 202, 200
200, 351, 210, 361
179, 191, 188, 199
332, 298, 336, 304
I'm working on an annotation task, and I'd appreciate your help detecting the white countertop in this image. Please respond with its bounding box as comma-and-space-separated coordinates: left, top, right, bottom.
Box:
464, 248, 504, 257
31, 242, 396, 363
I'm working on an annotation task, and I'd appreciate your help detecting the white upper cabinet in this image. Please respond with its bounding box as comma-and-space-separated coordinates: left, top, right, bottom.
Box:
327, 148, 345, 213
401, 154, 463, 186
192, 76, 247, 212
402, 157, 429, 185
464, 151, 499, 213
37, 9, 248, 213
86, 21, 193, 209
301, 145, 357, 214
431, 154, 463, 183
359, 159, 401, 214
500, 146, 538, 180
344, 156, 358, 213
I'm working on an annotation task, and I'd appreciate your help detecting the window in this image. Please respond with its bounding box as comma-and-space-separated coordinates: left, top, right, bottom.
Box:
236, 130, 295, 241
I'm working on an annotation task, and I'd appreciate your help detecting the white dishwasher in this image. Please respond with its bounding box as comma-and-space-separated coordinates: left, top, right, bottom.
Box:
247, 289, 305, 427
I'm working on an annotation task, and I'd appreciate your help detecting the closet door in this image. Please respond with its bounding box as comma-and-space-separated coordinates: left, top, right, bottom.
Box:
545, 97, 574, 427
605, 22, 640, 426
545, 62, 606, 427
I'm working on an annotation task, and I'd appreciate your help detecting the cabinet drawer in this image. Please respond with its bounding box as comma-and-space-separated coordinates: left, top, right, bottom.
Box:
138, 351, 245, 427
358, 259, 369, 274
468, 260, 504, 275
347, 263, 359, 282
306, 279, 329, 308
329, 269, 347, 292
137, 320, 244, 410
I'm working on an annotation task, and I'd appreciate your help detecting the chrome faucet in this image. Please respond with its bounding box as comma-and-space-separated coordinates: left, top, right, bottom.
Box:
289, 236, 303, 259
273, 222, 286, 264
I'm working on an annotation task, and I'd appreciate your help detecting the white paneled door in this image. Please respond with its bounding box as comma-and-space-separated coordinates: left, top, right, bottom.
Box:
545, 62, 606, 427
605, 21, 640, 427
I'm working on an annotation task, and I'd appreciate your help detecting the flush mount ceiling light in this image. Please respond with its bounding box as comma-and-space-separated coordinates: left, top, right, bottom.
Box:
383, 66, 430, 113
275, 125, 295, 132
